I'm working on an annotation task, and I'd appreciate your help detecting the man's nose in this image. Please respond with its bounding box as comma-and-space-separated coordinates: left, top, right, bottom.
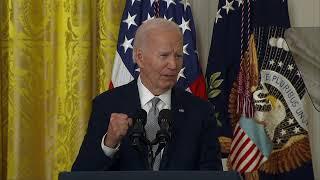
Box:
168, 56, 178, 69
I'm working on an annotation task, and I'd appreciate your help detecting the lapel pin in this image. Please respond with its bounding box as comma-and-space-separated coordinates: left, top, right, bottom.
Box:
178, 108, 184, 113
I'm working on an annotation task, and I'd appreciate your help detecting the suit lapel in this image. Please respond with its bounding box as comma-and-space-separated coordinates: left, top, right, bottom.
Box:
160, 87, 186, 170
123, 79, 141, 116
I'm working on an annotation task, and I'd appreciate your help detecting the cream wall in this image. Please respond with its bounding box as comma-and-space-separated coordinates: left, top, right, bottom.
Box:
189, 0, 320, 178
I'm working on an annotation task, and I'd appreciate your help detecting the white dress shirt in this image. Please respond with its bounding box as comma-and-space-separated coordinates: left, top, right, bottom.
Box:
101, 76, 171, 157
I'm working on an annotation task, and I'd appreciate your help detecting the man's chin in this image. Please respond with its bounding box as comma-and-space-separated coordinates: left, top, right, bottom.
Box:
160, 81, 176, 90
162, 75, 176, 80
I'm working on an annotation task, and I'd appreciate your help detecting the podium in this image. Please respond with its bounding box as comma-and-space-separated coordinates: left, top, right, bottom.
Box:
59, 171, 241, 180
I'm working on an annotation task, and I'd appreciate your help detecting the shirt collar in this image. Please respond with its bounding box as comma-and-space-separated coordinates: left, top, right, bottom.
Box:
137, 76, 171, 108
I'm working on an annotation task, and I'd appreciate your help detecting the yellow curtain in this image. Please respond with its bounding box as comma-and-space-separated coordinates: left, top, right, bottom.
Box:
0, 0, 125, 180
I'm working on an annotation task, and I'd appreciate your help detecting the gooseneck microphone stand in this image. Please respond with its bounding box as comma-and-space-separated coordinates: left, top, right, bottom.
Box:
130, 109, 172, 170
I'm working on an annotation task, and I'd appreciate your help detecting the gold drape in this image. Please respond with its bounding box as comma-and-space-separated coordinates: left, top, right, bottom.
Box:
0, 0, 125, 180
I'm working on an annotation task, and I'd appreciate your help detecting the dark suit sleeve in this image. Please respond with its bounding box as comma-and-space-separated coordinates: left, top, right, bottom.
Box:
199, 103, 222, 170
72, 98, 118, 171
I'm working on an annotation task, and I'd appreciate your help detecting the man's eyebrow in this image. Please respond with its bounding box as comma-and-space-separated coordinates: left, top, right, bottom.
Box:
158, 50, 171, 53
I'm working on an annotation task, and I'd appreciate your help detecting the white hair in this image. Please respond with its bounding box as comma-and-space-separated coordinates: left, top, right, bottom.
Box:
132, 18, 183, 61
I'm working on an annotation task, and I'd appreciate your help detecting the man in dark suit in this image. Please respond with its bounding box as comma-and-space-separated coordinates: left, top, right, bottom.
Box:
72, 18, 222, 171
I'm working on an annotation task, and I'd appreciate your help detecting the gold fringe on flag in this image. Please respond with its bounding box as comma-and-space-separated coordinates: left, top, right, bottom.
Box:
260, 136, 311, 174
229, 34, 259, 126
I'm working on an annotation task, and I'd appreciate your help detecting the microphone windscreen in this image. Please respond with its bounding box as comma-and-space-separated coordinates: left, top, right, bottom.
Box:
134, 109, 147, 125
158, 109, 172, 125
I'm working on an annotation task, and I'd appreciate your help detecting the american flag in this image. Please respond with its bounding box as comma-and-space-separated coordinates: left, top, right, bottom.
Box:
229, 121, 269, 172
110, 0, 206, 99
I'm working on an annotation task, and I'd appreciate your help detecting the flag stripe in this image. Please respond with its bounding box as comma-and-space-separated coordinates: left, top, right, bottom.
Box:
231, 137, 251, 165
234, 142, 256, 170
233, 123, 241, 137
238, 145, 260, 172
232, 134, 252, 163
230, 125, 244, 154
249, 152, 264, 172
111, 52, 134, 88
230, 127, 246, 159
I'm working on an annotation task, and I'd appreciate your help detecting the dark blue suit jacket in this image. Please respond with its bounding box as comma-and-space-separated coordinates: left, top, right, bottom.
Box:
72, 80, 222, 171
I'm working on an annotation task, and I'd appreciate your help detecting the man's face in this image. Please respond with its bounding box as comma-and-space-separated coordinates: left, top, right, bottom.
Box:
135, 29, 183, 95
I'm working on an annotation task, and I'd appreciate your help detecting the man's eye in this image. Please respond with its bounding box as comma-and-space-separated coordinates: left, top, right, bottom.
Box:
160, 54, 169, 57
176, 54, 183, 59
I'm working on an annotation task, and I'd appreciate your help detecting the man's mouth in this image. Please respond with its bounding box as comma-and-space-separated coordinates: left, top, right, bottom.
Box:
163, 74, 176, 78
162, 74, 177, 80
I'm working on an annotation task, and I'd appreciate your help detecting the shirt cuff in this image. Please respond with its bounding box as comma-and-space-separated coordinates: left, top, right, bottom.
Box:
101, 134, 120, 158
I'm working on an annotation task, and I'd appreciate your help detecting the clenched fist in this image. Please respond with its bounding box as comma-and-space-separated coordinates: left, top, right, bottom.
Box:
104, 113, 133, 148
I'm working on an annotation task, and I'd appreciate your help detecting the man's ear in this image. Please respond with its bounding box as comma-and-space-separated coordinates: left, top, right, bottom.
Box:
134, 48, 144, 68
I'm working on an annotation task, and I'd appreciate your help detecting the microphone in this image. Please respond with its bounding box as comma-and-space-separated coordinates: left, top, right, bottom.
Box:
129, 109, 147, 151
156, 109, 172, 148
